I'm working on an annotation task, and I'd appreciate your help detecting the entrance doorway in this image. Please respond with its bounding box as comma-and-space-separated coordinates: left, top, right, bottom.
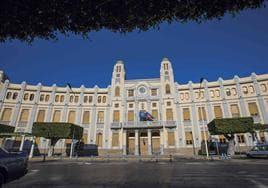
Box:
152, 130, 160, 154
127, 132, 135, 155
139, 132, 148, 155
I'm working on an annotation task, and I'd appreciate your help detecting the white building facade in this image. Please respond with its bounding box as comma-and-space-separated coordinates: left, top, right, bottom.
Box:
0, 58, 268, 156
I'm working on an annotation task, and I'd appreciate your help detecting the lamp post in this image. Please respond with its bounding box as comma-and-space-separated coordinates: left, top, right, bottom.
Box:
67, 83, 76, 159
199, 78, 209, 159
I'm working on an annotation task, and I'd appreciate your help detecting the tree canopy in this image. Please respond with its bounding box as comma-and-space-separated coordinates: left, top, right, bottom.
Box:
0, 0, 266, 43
0, 124, 15, 134
208, 117, 254, 135
32, 122, 83, 141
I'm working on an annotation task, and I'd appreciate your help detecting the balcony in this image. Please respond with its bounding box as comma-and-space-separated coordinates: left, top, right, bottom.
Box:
183, 120, 191, 127
122, 121, 162, 129
96, 123, 104, 128
163, 121, 176, 128
198, 120, 208, 126
17, 121, 28, 127
111, 122, 121, 129
0, 120, 11, 125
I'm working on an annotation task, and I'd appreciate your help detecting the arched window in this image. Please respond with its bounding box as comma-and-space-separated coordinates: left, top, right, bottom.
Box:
55, 95, 59, 102
40, 94, 44, 101
6, 92, 12, 99
74, 96, 79, 103
29, 93, 35, 101
261, 84, 267, 92
83, 96, 88, 103
69, 96, 74, 103
88, 96, 93, 103
98, 96, 102, 103
102, 96, 106, 103
242, 86, 248, 94
165, 84, 171, 94
115, 86, 120, 97
23, 93, 29, 100
45, 94, 50, 102
12, 92, 18, 100
60, 95, 64, 102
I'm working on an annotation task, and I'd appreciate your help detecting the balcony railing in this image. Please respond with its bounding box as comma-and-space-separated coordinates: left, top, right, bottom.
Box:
122, 121, 162, 129
198, 120, 208, 126
163, 121, 176, 128
96, 123, 104, 128
17, 121, 28, 127
111, 122, 121, 129
183, 120, 191, 126
0, 120, 11, 125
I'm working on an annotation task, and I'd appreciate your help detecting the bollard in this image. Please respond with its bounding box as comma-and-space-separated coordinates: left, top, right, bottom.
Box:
42, 153, 46, 162
106, 154, 110, 163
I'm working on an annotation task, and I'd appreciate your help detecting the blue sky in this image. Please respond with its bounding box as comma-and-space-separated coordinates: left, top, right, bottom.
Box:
0, 6, 267, 88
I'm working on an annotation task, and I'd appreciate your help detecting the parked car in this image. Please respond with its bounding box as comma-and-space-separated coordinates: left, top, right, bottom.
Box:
0, 147, 28, 187
246, 143, 268, 158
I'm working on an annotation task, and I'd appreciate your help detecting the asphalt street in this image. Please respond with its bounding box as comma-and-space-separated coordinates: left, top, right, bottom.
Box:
4, 159, 268, 188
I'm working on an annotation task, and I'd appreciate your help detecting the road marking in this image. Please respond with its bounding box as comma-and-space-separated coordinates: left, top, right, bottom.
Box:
249, 179, 268, 188
26, 169, 40, 176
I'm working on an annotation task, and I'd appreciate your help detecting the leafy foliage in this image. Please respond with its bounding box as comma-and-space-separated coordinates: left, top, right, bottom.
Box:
0, 0, 266, 42
0, 124, 15, 133
253, 123, 268, 131
208, 117, 254, 135
32, 122, 83, 140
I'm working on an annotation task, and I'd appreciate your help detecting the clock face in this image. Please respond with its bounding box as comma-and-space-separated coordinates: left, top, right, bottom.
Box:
138, 86, 146, 94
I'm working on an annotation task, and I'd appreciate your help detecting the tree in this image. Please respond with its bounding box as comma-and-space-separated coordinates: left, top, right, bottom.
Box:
208, 117, 254, 155
32, 122, 83, 157
0, 124, 15, 134
0, 0, 266, 43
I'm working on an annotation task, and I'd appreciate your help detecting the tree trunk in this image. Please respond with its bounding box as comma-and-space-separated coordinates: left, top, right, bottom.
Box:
224, 134, 235, 156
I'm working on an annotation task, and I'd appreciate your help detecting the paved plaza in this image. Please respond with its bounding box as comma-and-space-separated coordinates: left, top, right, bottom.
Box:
4, 158, 268, 188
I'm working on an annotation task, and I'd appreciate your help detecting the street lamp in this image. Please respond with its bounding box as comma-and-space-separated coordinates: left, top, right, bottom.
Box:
199, 78, 209, 159
67, 83, 76, 159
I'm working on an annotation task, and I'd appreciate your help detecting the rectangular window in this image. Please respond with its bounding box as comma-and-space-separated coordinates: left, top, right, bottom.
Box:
151, 89, 157, 96
96, 133, 103, 147
112, 132, 119, 147
230, 104, 240, 117
52, 110, 61, 122
166, 109, 173, 121
113, 110, 120, 122
185, 132, 193, 145
128, 111, 134, 121
248, 102, 259, 116
201, 131, 209, 141
1, 108, 12, 121
128, 89, 134, 97
214, 106, 223, 118
168, 131, 175, 146
68, 111, 76, 123
152, 110, 158, 120
97, 111, 104, 123
19, 109, 29, 122
198, 107, 207, 120
36, 110, 45, 122
82, 111, 90, 124
183, 108, 190, 121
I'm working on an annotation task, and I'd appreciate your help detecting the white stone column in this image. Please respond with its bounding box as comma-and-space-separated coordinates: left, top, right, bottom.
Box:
147, 129, 152, 155
62, 86, 70, 122
234, 75, 247, 116
19, 135, 25, 151
89, 86, 98, 144
160, 129, 164, 155
45, 84, 57, 122
123, 130, 127, 155
0, 79, 9, 112
29, 136, 35, 158
134, 129, 139, 156
251, 73, 268, 123
12, 81, 26, 129
28, 83, 42, 133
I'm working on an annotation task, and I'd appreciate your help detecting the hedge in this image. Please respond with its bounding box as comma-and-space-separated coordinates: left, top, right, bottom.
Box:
208, 117, 254, 135
32, 122, 83, 140
0, 124, 15, 133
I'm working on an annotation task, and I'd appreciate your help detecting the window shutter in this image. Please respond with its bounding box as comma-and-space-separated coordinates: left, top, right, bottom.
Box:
112, 132, 119, 147
19, 109, 29, 122
68, 111, 76, 123
1, 108, 12, 121
82, 111, 90, 124
127, 111, 134, 121
37, 110, 45, 122
214, 106, 223, 118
